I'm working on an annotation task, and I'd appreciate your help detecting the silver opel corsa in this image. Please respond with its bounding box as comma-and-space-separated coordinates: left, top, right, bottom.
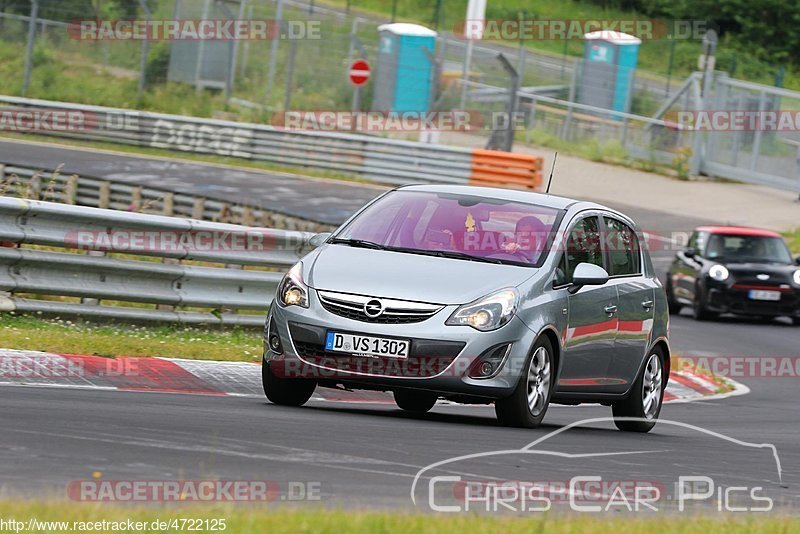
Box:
263, 185, 670, 432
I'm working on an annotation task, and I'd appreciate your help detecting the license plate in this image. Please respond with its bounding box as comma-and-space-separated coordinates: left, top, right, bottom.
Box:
325, 332, 410, 359
748, 290, 781, 301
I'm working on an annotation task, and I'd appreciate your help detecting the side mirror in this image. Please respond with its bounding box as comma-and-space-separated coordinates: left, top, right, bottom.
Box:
795, 255, 800, 266
569, 263, 609, 294
308, 232, 332, 248
684, 247, 697, 258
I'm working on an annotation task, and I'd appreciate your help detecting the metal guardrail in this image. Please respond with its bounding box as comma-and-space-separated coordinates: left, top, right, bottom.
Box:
0, 197, 314, 326
0, 95, 542, 189
0, 162, 331, 232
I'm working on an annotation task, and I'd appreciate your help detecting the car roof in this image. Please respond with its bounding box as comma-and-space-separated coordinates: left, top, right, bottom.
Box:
695, 225, 782, 238
396, 184, 583, 211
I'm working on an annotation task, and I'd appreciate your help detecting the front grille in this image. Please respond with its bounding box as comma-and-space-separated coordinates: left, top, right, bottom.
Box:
317, 290, 443, 324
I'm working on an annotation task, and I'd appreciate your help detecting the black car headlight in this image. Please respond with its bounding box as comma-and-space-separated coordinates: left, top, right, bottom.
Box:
794, 269, 800, 286
277, 262, 309, 308
446, 288, 519, 331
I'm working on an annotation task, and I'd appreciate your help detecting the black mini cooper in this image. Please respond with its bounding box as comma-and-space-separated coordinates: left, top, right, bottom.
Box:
667, 226, 800, 322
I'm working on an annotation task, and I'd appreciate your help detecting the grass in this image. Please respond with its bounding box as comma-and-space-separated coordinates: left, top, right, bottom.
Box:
782, 228, 800, 254
0, 314, 262, 362
0, 503, 796, 533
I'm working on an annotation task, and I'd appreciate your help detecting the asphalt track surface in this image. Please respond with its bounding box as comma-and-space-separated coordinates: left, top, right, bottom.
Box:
1, 139, 799, 514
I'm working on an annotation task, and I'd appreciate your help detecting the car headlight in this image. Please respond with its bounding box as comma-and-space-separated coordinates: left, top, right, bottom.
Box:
446, 288, 519, 331
277, 262, 308, 308
709, 264, 729, 282
793, 269, 800, 285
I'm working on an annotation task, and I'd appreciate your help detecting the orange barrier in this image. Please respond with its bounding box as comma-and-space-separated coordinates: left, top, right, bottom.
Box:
468, 149, 543, 191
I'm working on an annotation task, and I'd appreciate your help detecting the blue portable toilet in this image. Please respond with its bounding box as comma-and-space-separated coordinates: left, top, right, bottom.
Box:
577, 31, 641, 116
373, 23, 437, 113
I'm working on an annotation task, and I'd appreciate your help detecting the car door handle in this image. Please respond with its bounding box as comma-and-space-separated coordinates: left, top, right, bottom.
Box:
604, 304, 617, 315
641, 300, 654, 309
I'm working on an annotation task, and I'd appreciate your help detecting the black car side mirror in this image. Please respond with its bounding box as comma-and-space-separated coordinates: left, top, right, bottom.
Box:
684, 247, 697, 258
795, 255, 800, 266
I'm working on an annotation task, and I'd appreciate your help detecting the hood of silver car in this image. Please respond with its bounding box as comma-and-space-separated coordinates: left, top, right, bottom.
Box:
306, 245, 536, 305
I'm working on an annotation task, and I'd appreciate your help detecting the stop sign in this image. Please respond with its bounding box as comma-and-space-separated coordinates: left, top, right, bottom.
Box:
348, 59, 371, 86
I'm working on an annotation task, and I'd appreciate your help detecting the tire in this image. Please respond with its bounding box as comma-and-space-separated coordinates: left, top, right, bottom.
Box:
495, 336, 554, 428
793, 317, 800, 326
612, 348, 665, 433
262, 362, 316, 407
692, 286, 717, 321
393, 390, 438, 413
666, 279, 682, 315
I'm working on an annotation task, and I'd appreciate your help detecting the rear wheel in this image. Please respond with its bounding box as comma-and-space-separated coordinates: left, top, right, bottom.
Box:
666, 279, 682, 314
612, 349, 665, 433
793, 317, 800, 326
393, 390, 438, 413
692, 286, 717, 321
495, 336, 554, 428
262, 362, 316, 406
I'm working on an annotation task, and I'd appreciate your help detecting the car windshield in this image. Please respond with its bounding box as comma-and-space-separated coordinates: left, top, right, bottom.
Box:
704, 234, 793, 264
333, 190, 564, 267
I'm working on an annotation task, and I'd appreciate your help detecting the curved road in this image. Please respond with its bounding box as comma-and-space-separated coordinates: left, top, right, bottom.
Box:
0, 139, 798, 513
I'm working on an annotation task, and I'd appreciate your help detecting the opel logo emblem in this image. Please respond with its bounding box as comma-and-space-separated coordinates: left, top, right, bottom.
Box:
757, 273, 770, 281
363, 299, 384, 318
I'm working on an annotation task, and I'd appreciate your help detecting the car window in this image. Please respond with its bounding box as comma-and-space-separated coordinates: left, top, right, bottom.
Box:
604, 217, 641, 276
338, 190, 564, 267
704, 234, 792, 264
565, 216, 604, 282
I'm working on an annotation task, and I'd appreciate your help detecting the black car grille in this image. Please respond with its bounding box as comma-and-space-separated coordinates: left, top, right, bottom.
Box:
317, 291, 442, 324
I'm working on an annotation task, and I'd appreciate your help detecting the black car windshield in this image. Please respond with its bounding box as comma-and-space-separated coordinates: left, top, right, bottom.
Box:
333, 190, 564, 267
704, 234, 793, 264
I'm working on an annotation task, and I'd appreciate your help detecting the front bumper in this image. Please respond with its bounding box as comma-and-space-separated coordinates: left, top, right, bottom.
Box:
264, 288, 539, 399
705, 283, 800, 317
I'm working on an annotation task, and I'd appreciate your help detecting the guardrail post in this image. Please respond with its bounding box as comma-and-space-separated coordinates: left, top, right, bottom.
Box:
130, 186, 142, 212
99, 182, 111, 209
64, 175, 78, 204
241, 206, 254, 226
192, 197, 205, 220
81, 250, 106, 306
162, 192, 174, 216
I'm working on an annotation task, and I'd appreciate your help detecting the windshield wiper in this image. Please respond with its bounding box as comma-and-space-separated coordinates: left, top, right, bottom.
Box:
384, 246, 505, 265
329, 238, 386, 250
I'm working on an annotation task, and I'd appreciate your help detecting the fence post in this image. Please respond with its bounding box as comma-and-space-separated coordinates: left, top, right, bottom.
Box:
130, 186, 142, 211
162, 192, 175, 216
136, 0, 152, 99
98, 182, 111, 209
64, 175, 78, 204
264, 0, 284, 102
22, 0, 38, 96
192, 197, 205, 219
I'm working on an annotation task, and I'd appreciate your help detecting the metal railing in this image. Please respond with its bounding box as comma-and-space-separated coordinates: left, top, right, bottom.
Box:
0, 162, 331, 232
0, 95, 476, 186
0, 197, 313, 326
